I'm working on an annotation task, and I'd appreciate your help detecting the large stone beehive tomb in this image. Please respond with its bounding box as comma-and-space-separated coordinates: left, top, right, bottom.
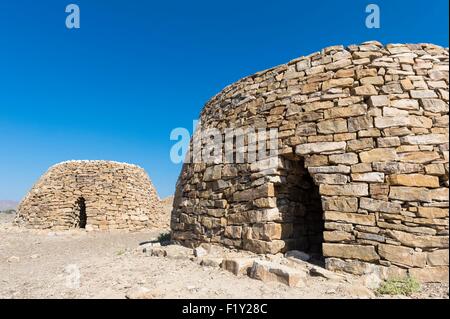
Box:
16, 160, 161, 231
171, 42, 449, 281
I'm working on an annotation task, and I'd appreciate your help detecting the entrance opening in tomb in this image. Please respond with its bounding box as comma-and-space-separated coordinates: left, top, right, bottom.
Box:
76, 197, 87, 228
276, 156, 324, 260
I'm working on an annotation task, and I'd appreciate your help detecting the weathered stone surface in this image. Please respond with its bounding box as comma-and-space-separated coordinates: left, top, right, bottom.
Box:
408, 267, 449, 283
309, 266, 346, 281
430, 188, 449, 201
374, 116, 432, 129
303, 101, 334, 112
388, 174, 440, 188
249, 260, 307, 287
368, 95, 389, 107
410, 90, 438, 99
329, 153, 358, 165
377, 136, 401, 147
351, 163, 372, 173
296, 142, 346, 155
420, 99, 449, 113
383, 107, 409, 116
250, 223, 285, 240
400, 134, 448, 145
417, 207, 449, 219
317, 119, 348, 134
323, 243, 379, 262
324, 211, 375, 226
204, 165, 222, 181
308, 165, 351, 174
360, 76, 384, 86
390, 99, 419, 110
348, 115, 373, 132
425, 164, 446, 176
353, 84, 378, 96
398, 151, 441, 164
242, 239, 285, 254
322, 197, 358, 212
351, 172, 385, 183
347, 138, 374, 151
360, 148, 397, 162
320, 184, 369, 196
377, 222, 437, 236
221, 258, 255, 275
378, 244, 427, 268
233, 184, 275, 202
314, 174, 348, 185
387, 230, 449, 249
324, 104, 367, 119
322, 78, 354, 90
324, 231, 353, 242
200, 257, 223, 268
372, 162, 422, 174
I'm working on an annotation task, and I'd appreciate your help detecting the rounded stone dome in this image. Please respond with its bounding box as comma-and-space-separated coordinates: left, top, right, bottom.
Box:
16, 160, 161, 231
171, 41, 449, 281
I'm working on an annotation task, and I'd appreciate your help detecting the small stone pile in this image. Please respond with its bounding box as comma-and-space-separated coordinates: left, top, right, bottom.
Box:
16, 160, 163, 231
171, 41, 449, 282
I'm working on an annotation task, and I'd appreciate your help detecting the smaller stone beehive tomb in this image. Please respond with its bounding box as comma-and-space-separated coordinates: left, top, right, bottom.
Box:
171, 42, 449, 282
16, 160, 161, 230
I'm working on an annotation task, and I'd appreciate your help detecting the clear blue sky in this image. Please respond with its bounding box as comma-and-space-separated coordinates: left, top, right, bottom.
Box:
0, 0, 448, 201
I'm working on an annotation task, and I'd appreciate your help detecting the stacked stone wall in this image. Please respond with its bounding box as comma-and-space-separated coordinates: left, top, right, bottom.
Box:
16, 160, 161, 231
171, 42, 449, 281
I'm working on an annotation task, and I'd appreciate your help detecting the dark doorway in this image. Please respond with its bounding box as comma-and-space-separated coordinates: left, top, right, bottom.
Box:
276, 156, 324, 260
76, 197, 87, 228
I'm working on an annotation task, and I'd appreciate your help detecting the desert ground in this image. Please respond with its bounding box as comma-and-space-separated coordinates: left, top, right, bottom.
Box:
0, 210, 448, 299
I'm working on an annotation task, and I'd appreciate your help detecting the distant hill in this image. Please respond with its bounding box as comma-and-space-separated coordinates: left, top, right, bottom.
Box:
0, 200, 19, 211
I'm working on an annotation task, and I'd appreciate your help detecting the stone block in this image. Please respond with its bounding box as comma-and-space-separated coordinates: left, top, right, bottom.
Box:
249, 260, 307, 287
322, 243, 380, 262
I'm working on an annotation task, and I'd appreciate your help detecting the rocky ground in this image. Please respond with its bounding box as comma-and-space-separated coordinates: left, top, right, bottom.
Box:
0, 212, 447, 299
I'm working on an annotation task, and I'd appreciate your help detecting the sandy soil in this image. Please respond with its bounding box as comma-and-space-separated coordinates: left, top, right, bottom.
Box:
0, 213, 448, 299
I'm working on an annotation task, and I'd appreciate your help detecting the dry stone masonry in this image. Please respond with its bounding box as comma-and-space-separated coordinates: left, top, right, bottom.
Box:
16, 160, 162, 231
171, 42, 449, 282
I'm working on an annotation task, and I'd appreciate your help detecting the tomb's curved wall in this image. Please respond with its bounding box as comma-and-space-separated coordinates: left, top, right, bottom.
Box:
171, 42, 449, 281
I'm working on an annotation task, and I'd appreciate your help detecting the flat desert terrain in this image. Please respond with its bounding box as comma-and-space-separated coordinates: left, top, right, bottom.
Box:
0, 212, 448, 299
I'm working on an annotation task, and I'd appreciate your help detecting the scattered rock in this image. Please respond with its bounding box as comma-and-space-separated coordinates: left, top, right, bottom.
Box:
222, 258, 255, 276
285, 250, 311, 262
344, 284, 375, 299
7, 256, 20, 263
249, 260, 307, 287
200, 257, 223, 268
309, 267, 346, 281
